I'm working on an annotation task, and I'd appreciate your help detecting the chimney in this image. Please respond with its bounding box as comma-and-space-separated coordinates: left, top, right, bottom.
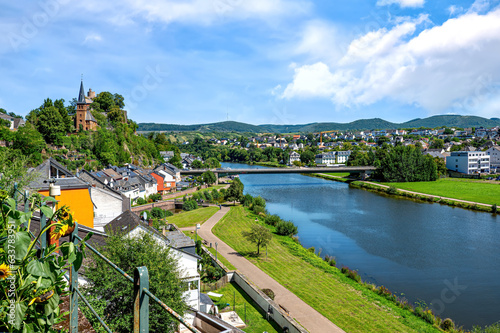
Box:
148, 219, 153, 227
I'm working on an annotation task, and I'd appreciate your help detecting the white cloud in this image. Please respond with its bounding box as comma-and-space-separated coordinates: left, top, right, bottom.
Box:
83, 34, 102, 44
448, 5, 463, 16
377, 0, 425, 8
282, 8, 500, 116
293, 20, 343, 63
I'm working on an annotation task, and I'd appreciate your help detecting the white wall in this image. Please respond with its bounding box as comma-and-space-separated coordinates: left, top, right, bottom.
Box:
91, 187, 123, 231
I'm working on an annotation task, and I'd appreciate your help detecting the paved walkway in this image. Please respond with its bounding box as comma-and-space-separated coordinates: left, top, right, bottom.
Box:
197, 206, 345, 333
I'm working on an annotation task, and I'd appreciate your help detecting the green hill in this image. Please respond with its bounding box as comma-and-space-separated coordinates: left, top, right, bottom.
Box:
138, 115, 500, 133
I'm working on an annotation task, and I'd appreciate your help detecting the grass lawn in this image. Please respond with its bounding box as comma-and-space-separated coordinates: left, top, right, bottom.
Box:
167, 207, 219, 228
213, 206, 440, 333
213, 282, 282, 333
170, 185, 228, 199
182, 231, 237, 271
324, 172, 351, 178
381, 178, 500, 205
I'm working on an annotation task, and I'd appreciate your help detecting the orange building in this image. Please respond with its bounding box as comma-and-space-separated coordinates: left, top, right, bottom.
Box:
32, 158, 95, 229
75, 80, 98, 131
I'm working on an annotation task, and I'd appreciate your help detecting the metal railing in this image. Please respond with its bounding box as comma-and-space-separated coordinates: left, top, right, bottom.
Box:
14, 184, 201, 333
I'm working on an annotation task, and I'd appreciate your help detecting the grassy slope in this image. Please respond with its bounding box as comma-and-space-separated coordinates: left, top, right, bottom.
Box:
214, 282, 282, 333
381, 178, 500, 205
167, 207, 219, 228
213, 206, 440, 333
182, 231, 237, 271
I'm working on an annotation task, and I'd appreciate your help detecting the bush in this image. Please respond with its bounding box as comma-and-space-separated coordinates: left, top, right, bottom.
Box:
135, 197, 147, 206
264, 214, 281, 226
252, 205, 266, 215
341, 266, 361, 283
323, 254, 336, 267
386, 186, 398, 195
261, 288, 275, 300
441, 318, 454, 331
276, 220, 298, 236
183, 200, 198, 211
149, 207, 172, 219
149, 193, 162, 202
253, 196, 266, 208
492, 203, 498, 214
241, 193, 254, 207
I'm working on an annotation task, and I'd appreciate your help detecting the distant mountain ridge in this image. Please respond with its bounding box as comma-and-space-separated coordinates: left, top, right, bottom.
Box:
138, 115, 500, 133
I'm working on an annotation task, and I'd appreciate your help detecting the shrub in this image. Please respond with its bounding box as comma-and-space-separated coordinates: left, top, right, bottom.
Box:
386, 186, 398, 194
253, 196, 266, 208
252, 205, 266, 215
341, 266, 361, 283
261, 288, 275, 300
276, 220, 298, 236
492, 203, 498, 214
241, 194, 254, 207
204, 191, 213, 202
183, 200, 198, 211
264, 214, 281, 226
323, 254, 336, 267
307, 246, 315, 253
135, 197, 147, 206
441, 318, 454, 331
149, 193, 162, 202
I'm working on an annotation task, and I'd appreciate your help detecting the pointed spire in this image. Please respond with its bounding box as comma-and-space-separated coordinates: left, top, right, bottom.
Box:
77, 79, 86, 104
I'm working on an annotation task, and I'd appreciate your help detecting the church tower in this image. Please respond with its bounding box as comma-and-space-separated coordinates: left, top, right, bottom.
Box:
75, 80, 97, 131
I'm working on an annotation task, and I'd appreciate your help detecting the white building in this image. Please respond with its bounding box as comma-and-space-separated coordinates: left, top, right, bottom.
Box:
315, 152, 336, 165
289, 151, 300, 165
336, 150, 351, 164
446, 151, 490, 174
486, 146, 500, 169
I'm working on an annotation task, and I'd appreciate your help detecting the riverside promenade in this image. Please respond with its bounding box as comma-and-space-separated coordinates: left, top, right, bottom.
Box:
196, 206, 345, 333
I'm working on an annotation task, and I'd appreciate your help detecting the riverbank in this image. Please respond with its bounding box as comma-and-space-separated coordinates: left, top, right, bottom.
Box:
315, 173, 498, 213
213, 205, 448, 333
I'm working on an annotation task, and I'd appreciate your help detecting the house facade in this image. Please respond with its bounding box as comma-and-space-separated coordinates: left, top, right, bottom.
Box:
446, 151, 490, 174
31, 158, 95, 229
289, 151, 300, 165
486, 146, 500, 169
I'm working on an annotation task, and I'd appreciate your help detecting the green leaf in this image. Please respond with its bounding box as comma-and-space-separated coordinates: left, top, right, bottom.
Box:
26, 260, 52, 279
40, 206, 54, 220
82, 231, 94, 242
6, 197, 16, 210
22, 322, 34, 333
4, 231, 31, 261
14, 302, 27, 330
73, 251, 83, 271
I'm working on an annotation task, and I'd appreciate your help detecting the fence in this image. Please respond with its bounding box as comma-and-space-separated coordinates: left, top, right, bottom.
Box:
13, 186, 201, 333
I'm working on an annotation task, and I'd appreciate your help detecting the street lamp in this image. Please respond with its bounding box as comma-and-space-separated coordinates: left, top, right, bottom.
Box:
215, 242, 218, 261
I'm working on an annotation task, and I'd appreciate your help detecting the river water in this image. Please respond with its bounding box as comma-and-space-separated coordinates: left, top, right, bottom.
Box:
222, 162, 500, 328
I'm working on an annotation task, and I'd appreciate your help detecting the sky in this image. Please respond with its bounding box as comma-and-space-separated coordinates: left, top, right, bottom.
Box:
1, 0, 500, 125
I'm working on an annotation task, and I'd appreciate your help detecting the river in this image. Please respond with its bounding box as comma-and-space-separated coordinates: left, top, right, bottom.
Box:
221, 162, 500, 329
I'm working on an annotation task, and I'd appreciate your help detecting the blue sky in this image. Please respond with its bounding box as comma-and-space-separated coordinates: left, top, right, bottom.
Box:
1, 0, 500, 125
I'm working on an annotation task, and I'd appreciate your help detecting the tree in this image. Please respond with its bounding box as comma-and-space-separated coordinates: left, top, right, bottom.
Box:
201, 170, 217, 185
226, 178, 244, 204
430, 139, 445, 149
37, 105, 65, 143
300, 150, 315, 164
114, 93, 125, 109
0, 149, 39, 194
93, 91, 115, 112
191, 160, 204, 169
242, 224, 272, 255
378, 145, 438, 182
204, 157, 221, 169
13, 123, 45, 156
84, 233, 187, 333
54, 98, 72, 133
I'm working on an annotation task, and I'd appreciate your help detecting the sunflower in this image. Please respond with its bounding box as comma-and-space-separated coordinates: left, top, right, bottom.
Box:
51, 224, 69, 240
0, 263, 12, 280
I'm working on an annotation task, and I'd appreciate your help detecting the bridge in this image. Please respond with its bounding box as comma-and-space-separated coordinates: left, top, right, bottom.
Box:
181, 166, 376, 178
